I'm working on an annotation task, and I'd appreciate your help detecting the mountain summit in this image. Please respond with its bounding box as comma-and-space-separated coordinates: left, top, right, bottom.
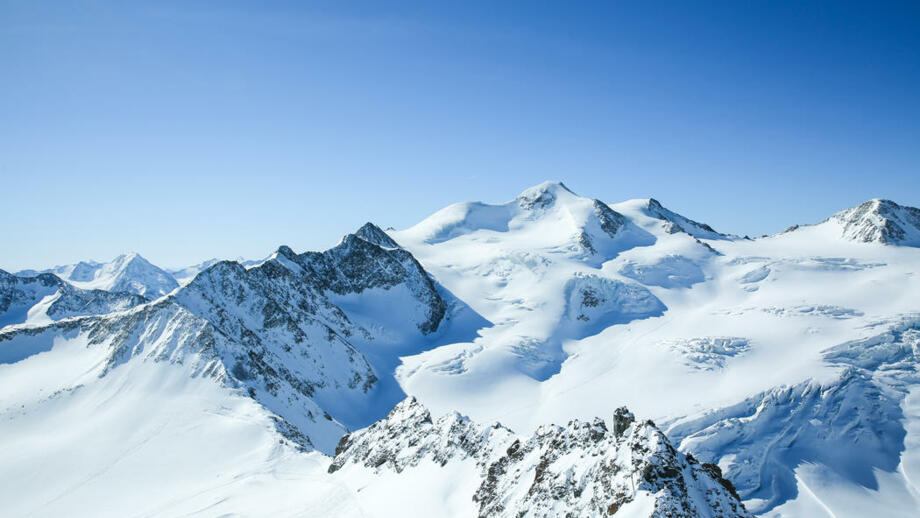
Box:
828, 198, 920, 246
16, 252, 178, 299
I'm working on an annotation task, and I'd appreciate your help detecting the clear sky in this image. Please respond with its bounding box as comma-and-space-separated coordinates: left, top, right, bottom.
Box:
2, 1, 919, 271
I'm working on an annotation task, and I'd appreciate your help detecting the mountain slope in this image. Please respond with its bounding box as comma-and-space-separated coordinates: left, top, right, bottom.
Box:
387, 183, 920, 516
2, 182, 919, 517
0, 223, 482, 455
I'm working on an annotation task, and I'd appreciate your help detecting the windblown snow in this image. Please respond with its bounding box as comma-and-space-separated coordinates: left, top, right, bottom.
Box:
2, 181, 919, 517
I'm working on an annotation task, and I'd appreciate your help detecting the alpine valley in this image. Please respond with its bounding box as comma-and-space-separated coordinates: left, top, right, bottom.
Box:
2, 182, 919, 517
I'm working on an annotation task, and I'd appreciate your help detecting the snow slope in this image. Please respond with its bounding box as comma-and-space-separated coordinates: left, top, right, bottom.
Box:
0, 325, 365, 518
388, 182, 920, 516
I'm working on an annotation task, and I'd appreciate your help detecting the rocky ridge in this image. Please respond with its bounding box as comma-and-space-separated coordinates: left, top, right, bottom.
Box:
0, 223, 458, 453
330, 398, 751, 518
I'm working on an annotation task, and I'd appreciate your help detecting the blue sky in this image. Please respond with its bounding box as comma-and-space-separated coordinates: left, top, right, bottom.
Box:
2, 1, 919, 270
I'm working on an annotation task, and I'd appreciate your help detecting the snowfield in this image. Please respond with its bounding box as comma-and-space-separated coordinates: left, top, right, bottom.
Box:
1, 181, 919, 517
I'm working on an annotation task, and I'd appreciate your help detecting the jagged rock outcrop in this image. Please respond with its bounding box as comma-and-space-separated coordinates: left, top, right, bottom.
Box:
328, 397, 515, 474
330, 398, 751, 518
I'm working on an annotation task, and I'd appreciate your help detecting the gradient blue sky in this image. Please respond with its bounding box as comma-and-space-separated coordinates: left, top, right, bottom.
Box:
2, 1, 919, 271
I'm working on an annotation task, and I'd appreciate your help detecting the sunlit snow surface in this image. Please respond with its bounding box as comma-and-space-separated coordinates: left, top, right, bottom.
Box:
2, 182, 920, 516
390, 183, 920, 516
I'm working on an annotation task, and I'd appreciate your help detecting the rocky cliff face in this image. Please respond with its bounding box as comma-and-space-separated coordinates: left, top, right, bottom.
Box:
330, 398, 751, 518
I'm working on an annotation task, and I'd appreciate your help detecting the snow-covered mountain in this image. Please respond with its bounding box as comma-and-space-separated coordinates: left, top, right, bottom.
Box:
387, 182, 920, 517
17, 252, 179, 299
1, 182, 919, 517
783, 198, 920, 246
1, 223, 480, 453
0, 269, 145, 328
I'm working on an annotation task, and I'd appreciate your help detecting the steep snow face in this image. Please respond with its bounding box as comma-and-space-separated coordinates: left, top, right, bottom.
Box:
17, 253, 179, 299
330, 398, 751, 518
0, 270, 145, 329
165, 222, 474, 446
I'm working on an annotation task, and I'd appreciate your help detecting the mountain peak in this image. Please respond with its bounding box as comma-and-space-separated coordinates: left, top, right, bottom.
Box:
517, 181, 577, 210
274, 245, 298, 260
829, 198, 920, 246
113, 251, 143, 264
354, 222, 401, 249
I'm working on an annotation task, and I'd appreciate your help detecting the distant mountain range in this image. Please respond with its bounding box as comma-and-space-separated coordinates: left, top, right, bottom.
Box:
2, 182, 919, 517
